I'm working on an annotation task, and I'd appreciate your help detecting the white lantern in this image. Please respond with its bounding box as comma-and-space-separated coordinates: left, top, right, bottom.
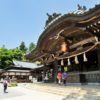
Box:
83, 53, 88, 62
75, 56, 79, 64
68, 58, 71, 66
61, 59, 64, 65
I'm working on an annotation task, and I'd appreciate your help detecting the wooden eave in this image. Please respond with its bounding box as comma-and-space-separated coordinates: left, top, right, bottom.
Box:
26, 4, 100, 62
43, 36, 98, 64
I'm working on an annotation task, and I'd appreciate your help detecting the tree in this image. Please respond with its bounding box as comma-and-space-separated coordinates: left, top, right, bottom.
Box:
19, 41, 27, 53
0, 48, 24, 69
28, 42, 36, 52
2, 45, 5, 48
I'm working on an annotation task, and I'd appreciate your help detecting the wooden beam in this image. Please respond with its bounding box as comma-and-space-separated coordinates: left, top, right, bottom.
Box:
86, 27, 100, 37
70, 37, 97, 49
97, 44, 100, 82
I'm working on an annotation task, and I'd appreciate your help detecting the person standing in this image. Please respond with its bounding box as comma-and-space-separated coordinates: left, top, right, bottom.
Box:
3, 79, 8, 93
44, 73, 48, 83
57, 72, 62, 85
62, 71, 68, 85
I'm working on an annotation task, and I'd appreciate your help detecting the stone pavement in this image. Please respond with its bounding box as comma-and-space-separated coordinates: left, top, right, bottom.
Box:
20, 83, 100, 100
0, 83, 63, 100
0, 83, 24, 99
0, 83, 100, 100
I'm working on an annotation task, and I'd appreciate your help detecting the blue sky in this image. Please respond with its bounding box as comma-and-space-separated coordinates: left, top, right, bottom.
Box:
0, 0, 100, 49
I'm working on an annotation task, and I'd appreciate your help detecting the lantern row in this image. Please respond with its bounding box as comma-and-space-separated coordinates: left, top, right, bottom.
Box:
61, 53, 87, 66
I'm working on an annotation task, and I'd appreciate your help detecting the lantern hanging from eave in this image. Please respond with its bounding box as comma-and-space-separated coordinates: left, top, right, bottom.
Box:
64, 66, 68, 72
68, 58, 71, 66
83, 53, 88, 62
75, 56, 79, 64
61, 59, 64, 66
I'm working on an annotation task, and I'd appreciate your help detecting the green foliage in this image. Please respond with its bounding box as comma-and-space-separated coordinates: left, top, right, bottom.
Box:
0, 41, 36, 69
19, 41, 27, 53
0, 48, 24, 69
28, 42, 36, 52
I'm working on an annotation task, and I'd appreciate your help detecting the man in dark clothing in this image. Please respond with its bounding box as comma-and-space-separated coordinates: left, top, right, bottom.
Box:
3, 79, 8, 93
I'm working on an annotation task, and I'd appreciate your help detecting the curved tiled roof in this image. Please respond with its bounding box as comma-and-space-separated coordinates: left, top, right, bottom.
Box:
13, 60, 43, 69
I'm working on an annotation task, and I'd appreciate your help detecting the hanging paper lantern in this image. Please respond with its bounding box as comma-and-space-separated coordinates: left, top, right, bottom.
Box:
83, 53, 88, 62
61, 59, 64, 65
64, 66, 68, 72
75, 56, 79, 64
68, 58, 71, 66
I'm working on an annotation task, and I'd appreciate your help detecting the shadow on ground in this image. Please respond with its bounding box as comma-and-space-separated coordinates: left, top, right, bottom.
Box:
62, 86, 100, 100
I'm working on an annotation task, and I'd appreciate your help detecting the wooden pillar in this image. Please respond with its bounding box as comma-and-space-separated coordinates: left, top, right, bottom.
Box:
97, 45, 100, 69
97, 44, 100, 83
42, 64, 46, 81
53, 60, 58, 83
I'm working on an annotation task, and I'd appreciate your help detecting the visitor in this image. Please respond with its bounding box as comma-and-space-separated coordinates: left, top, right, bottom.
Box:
3, 78, 8, 93
62, 71, 68, 85
44, 73, 48, 83
57, 71, 62, 85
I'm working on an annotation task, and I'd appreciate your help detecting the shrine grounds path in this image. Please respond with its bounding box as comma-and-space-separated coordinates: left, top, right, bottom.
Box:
0, 83, 100, 100
0, 83, 63, 100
